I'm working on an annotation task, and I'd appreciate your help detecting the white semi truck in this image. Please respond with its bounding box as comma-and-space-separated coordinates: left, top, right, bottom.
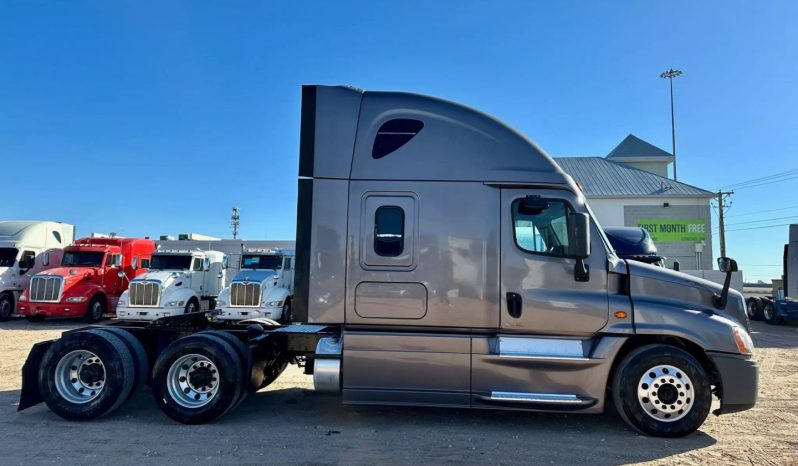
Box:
116, 249, 227, 320
0, 221, 75, 320
216, 248, 295, 323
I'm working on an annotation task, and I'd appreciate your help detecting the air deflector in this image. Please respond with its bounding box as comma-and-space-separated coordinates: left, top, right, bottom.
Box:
372, 119, 424, 159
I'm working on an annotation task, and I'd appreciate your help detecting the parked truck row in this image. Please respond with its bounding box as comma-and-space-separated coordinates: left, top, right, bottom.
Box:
16, 85, 758, 438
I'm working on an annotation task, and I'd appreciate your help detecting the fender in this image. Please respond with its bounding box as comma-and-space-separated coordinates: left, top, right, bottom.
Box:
263, 287, 291, 305
64, 282, 108, 306
160, 287, 199, 307
633, 297, 742, 354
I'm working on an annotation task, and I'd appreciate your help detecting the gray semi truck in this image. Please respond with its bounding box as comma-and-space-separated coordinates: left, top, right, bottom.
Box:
18, 85, 758, 437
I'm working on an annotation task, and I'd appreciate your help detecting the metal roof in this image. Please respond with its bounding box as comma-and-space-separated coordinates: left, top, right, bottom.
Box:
606, 134, 673, 159
553, 157, 714, 198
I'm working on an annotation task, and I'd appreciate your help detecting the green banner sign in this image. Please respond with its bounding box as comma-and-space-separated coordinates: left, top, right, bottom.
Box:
637, 219, 706, 243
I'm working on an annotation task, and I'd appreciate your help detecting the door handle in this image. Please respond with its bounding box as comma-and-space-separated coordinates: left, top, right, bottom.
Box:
506, 292, 522, 318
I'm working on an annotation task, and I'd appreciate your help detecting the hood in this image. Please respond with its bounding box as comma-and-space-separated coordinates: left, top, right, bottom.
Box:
232, 269, 278, 285
36, 266, 98, 282
133, 270, 188, 288
627, 260, 748, 329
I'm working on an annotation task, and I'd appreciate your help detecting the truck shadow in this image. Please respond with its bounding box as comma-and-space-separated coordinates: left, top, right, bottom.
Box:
4, 387, 717, 465
748, 320, 798, 349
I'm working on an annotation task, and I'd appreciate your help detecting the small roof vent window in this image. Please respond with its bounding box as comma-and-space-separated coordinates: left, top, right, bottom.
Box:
372, 119, 424, 159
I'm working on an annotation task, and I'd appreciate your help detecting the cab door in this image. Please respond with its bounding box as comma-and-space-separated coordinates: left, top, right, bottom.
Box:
500, 188, 609, 335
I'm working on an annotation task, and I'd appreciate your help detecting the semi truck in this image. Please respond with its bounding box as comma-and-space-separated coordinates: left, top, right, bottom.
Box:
0, 221, 75, 321
115, 249, 227, 320
18, 85, 757, 438
745, 224, 798, 325
216, 248, 295, 323
16, 237, 155, 322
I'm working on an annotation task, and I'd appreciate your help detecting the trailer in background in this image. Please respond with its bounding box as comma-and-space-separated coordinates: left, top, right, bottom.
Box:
745, 224, 798, 325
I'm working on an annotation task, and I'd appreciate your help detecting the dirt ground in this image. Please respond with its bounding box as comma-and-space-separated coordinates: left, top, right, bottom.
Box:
1, 319, 796, 465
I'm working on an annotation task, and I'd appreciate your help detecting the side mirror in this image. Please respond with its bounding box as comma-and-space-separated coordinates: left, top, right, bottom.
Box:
217, 272, 223, 279
673, 260, 681, 272
568, 213, 591, 259
568, 213, 591, 282
717, 257, 738, 273
117, 271, 126, 278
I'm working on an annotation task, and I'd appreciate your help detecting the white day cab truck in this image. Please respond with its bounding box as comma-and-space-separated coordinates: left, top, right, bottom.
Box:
115, 249, 227, 320
18, 86, 757, 437
0, 221, 75, 321
216, 249, 295, 323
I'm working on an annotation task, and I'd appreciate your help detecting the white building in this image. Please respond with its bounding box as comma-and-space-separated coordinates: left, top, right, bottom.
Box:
556, 134, 715, 270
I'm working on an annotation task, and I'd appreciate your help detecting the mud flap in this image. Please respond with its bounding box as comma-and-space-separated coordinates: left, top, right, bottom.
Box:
17, 340, 55, 411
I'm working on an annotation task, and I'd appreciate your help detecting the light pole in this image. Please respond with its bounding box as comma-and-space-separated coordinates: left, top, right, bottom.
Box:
660, 68, 682, 181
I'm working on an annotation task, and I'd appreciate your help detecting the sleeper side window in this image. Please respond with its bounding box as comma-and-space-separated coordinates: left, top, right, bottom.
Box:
512, 198, 573, 258
140, 258, 151, 269
374, 206, 405, 257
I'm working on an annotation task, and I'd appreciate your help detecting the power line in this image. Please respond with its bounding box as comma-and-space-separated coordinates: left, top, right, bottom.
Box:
725, 204, 798, 219
713, 214, 798, 230
721, 222, 794, 233
732, 175, 798, 191
718, 168, 798, 190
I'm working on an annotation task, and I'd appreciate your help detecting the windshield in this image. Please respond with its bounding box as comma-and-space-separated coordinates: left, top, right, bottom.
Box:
62, 251, 105, 267
0, 248, 18, 267
241, 254, 282, 270
150, 254, 192, 270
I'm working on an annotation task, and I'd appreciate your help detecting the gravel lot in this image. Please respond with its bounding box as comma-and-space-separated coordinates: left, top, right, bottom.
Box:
1, 319, 796, 465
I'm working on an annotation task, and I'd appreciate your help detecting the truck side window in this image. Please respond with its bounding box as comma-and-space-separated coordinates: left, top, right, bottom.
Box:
284, 258, 292, 270
105, 254, 115, 267
192, 258, 203, 271
132, 257, 138, 270
374, 206, 405, 257
512, 199, 572, 257
20, 251, 35, 271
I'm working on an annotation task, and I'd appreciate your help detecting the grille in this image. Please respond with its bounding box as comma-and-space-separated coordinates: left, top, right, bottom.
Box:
230, 282, 262, 307
29, 276, 63, 302
129, 281, 160, 307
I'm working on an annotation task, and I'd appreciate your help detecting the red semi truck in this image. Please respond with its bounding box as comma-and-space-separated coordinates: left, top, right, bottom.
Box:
17, 237, 155, 322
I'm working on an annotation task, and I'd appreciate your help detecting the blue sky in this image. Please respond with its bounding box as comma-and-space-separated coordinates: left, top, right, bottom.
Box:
2, 1, 796, 281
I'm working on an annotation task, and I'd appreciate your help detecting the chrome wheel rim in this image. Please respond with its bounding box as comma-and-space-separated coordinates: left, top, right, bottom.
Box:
747, 301, 756, 318
637, 365, 694, 422
764, 305, 773, 320
92, 301, 102, 319
186, 302, 196, 313
166, 354, 219, 408
54, 350, 106, 404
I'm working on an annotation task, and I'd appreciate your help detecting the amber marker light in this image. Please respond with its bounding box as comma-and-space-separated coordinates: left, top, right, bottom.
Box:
614, 311, 628, 319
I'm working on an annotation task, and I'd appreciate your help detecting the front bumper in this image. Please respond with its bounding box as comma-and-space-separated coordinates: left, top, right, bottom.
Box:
709, 352, 759, 414
217, 306, 282, 321
17, 301, 88, 317
117, 305, 181, 321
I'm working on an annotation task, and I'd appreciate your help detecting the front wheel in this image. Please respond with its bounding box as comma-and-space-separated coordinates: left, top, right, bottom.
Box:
83, 296, 105, 323
612, 344, 712, 437
0, 294, 13, 321
184, 299, 199, 314
280, 299, 293, 324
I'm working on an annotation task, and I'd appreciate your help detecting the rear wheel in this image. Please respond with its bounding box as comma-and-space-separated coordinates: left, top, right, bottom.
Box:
38, 330, 136, 420
612, 344, 712, 437
152, 334, 243, 424
0, 293, 13, 321
746, 298, 763, 321
763, 301, 780, 325
90, 328, 149, 396
83, 296, 105, 323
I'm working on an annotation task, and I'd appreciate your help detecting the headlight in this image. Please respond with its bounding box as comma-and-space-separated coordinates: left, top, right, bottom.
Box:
165, 301, 185, 307
265, 300, 283, 307
65, 297, 88, 303
733, 327, 754, 355
217, 300, 227, 307
19, 295, 27, 301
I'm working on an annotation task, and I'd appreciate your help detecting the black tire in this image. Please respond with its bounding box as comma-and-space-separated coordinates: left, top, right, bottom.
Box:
280, 298, 293, 324
151, 334, 243, 424
38, 330, 136, 420
184, 298, 199, 314
763, 301, 780, 325
612, 344, 712, 437
208, 298, 217, 310
83, 296, 105, 323
25, 314, 45, 322
746, 298, 763, 321
197, 330, 251, 409
0, 293, 13, 321
90, 328, 149, 394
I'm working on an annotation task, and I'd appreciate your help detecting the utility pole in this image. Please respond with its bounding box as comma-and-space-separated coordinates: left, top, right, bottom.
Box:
231, 207, 240, 240
660, 68, 682, 181
716, 191, 733, 258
